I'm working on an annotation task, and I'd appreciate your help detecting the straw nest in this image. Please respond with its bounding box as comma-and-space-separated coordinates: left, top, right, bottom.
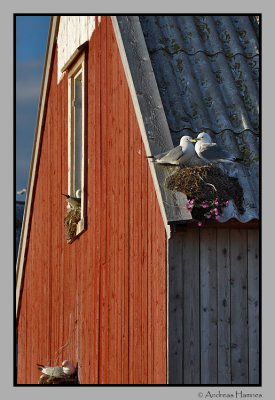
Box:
38, 373, 79, 385
166, 165, 244, 220
64, 207, 81, 243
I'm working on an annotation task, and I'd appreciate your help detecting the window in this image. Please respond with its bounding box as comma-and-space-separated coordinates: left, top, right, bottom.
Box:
68, 52, 86, 235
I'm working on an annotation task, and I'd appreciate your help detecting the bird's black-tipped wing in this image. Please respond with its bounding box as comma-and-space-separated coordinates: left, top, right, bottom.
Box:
154, 146, 183, 164
199, 143, 235, 162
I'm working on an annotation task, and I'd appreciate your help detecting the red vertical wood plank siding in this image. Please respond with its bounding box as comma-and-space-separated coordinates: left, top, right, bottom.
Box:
61, 71, 68, 369
152, 187, 167, 383
17, 17, 167, 384
147, 171, 154, 384
107, 20, 117, 383
98, 16, 108, 385
121, 63, 129, 384
141, 128, 149, 383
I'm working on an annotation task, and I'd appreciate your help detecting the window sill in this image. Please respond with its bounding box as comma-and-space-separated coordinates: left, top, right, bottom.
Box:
76, 218, 85, 236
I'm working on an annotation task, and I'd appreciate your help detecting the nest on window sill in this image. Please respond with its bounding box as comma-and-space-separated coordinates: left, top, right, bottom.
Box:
166, 165, 244, 215
38, 373, 79, 385
64, 207, 81, 243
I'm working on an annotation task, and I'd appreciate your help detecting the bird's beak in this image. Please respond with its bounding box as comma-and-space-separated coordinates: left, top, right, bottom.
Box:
191, 138, 200, 142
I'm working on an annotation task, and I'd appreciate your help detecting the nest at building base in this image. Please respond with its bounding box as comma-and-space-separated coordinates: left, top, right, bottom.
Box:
166, 165, 244, 223
38, 373, 79, 385
64, 207, 81, 243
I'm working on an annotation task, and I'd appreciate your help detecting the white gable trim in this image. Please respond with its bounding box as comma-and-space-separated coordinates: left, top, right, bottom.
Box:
16, 17, 60, 319
111, 16, 171, 236
111, 16, 191, 231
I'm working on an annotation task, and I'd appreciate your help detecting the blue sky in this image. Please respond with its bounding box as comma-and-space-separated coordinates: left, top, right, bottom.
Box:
16, 16, 50, 201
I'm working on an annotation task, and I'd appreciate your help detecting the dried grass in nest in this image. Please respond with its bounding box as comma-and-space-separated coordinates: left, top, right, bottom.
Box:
166, 165, 244, 215
38, 373, 79, 385
64, 207, 81, 243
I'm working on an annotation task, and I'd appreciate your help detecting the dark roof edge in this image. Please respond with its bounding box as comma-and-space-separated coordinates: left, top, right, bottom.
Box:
171, 218, 259, 231
112, 16, 192, 228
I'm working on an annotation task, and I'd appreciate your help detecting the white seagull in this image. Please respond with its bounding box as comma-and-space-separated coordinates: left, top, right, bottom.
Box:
17, 188, 27, 195
194, 132, 242, 164
147, 135, 197, 165
37, 360, 76, 377
62, 191, 81, 208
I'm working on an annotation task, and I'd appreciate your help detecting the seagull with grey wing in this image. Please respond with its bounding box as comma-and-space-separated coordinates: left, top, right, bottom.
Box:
17, 188, 27, 195
147, 135, 197, 165
194, 132, 243, 164
62, 189, 81, 208
37, 360, 76, 378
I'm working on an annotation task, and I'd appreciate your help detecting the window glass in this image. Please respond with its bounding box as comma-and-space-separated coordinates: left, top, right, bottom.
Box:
73, 71, 83, 197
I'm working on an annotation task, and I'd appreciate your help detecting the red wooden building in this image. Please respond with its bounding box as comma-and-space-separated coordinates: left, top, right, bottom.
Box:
16, 16, 260, 384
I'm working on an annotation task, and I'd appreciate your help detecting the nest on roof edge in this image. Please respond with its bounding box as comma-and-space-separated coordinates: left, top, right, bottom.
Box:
166, 165, 244, 222
64, 207, 81, 243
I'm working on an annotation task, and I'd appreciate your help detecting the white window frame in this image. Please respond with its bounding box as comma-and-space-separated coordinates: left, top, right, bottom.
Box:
68, 53, 86, 236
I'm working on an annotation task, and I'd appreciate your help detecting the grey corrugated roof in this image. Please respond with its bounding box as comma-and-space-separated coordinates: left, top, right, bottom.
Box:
139, 15, 259, 222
